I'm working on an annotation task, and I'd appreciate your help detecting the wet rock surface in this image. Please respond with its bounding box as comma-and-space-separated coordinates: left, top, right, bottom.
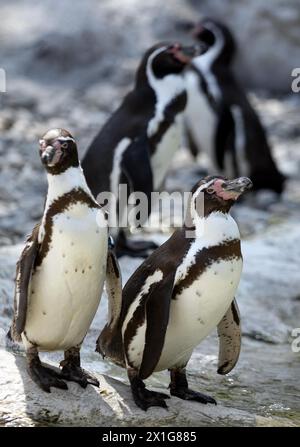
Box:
0, 0, 300, 427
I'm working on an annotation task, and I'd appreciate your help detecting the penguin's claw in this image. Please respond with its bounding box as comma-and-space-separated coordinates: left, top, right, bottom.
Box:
131, 384, 169, 411
170, 388, 217, 405
28, 363, 68, 393
133, 390, 169, 411
60, 365, 100, 388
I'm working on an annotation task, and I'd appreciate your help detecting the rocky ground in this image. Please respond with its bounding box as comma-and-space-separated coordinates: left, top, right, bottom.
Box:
0, 0, 300, 427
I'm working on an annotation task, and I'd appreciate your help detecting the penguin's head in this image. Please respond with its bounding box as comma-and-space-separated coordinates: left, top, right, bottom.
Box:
39, 128, 79, 174
190, 175, 252, 218
136, 42, 203, 84
191, 18, 236, 65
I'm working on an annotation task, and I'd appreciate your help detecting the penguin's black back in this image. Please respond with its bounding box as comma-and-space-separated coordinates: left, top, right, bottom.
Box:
81, 84, 156, 196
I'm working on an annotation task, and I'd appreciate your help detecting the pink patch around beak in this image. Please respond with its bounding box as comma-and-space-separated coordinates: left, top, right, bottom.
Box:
213, 179, 240, 201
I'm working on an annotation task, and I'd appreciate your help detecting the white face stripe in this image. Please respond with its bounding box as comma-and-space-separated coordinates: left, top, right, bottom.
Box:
190, 178, 222, 231
39, 136, 75, 145
146, 46, 168, 79
195, 178, 216, 194
191, 23, 224, 101
146, 46, 186, 137
56, 136, 75, 143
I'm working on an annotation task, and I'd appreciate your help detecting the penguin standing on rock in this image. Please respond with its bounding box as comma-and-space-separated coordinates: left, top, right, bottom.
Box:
183, 18, 285, 195
8, 128, 121, 393
97, 174, 252, 410
82, 42, 204, 258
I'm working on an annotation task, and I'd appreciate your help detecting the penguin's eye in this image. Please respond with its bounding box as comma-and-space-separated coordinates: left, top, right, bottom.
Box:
61, 142, 68, 149
206, 187, 214, 194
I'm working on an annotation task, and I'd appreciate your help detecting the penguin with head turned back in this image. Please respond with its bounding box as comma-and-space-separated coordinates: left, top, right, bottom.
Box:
183, 18, 285, 196
97, 174, 252, 410
82, 42, 204, 258
7, 129, 121, 393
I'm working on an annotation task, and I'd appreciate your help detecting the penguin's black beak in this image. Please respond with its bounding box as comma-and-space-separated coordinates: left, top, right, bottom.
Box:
222, 177, 253, 194
41, 145, 56, 166
170, 43, 206, 64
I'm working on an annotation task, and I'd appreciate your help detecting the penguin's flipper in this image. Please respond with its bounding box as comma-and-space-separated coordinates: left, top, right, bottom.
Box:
121, 135, 154, 207
217, 298, 241, 375
138, 272, 175, 380
105, 243, 122, 317
14, 224, 40, 335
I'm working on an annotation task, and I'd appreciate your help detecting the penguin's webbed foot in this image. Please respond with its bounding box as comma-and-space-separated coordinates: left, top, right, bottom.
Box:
128, 369, 169, 411
170, 387, 217, 405
132, 385, 169, 411
60, 347, 100, 388
169, 367, 217, 405
28, 361, 68, 393
60, 364, 100, 388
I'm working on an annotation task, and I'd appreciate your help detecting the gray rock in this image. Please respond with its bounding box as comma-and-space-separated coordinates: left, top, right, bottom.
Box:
0, 348, 256, 427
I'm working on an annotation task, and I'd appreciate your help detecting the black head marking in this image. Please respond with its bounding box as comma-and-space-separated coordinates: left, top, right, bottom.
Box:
136, 42, 198, 86
193, 18, 236, 65
39, 128, 79, 175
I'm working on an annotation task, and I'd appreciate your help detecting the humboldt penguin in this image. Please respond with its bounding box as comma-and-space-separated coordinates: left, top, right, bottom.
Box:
82, 42, 204, 258
97, 174, 252, 410
8, 128, 121, 393
183, 18, 285, 194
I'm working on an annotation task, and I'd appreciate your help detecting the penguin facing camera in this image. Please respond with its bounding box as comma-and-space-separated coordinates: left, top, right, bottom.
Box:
8, 128, 121, 393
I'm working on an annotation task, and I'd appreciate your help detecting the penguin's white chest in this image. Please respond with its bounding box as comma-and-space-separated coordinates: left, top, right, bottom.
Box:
156, 257, 242, 371
184, 71, 217, 169
23, 205, 108, 351
150, 113, 183, 189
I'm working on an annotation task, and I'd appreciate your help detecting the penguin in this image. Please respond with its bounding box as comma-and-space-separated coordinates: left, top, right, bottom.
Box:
81, 42, 204, 258
8, 128, 121, 393
97, 174, 252, 410
183, 18, 285, 195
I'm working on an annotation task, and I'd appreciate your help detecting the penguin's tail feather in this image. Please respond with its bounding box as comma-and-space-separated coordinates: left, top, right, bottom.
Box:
5, 325, 24, 353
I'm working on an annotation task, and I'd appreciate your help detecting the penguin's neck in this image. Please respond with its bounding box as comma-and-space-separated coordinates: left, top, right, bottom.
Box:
192, 36, 224, 101
193, 211, 240, 246
45, 165, 94, 211
146, 59, 185, 136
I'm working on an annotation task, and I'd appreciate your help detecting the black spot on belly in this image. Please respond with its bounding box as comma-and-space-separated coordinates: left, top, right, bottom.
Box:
173, 239, 241, 297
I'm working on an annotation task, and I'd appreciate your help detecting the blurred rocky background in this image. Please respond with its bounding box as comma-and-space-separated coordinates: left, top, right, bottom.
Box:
0, 0, 299, 427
